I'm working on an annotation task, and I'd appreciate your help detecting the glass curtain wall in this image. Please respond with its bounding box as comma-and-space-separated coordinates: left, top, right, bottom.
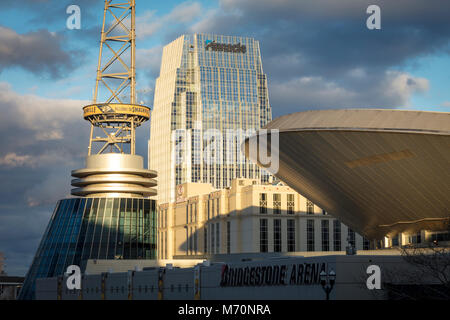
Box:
19, 198, 157, 300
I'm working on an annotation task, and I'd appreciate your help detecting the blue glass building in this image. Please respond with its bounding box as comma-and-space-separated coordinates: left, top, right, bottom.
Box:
19, 197, 156, 300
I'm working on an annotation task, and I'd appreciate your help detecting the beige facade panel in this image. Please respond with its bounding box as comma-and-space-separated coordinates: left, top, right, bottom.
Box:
158, 179, 369, 260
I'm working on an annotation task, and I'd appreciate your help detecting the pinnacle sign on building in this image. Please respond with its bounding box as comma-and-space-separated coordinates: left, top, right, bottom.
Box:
205, 40, 247, 54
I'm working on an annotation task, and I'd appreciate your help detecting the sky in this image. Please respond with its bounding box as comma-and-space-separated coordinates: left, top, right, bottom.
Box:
0, 0, 449, 276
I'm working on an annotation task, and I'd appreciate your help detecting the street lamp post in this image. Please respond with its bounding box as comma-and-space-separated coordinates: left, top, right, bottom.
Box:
319, 269, 336, 300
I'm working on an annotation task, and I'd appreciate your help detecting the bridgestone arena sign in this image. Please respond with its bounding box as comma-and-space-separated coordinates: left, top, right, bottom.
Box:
205, 41, 247, 54
220, 262, 327, 287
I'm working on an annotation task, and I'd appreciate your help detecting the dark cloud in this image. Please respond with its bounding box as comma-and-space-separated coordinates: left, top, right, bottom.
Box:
3, 0, 103, 54
0, 26, 83, 78
0, 83, 150, 275
3, 0, 103, 22
188, 0, 450, 116
0, 83, 86, 275
0, 204, 54, 276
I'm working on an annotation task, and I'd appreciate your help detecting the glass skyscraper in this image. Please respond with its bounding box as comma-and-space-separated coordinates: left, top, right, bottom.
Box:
19, 197, 157, 300
149, 34, 272, 204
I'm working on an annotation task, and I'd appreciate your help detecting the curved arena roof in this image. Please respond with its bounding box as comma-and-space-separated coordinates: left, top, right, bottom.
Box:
243, 109, 450, 239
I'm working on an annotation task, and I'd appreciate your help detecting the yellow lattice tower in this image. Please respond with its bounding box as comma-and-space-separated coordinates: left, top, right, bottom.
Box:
71, 0, 157, 198
85, 0, 149, 156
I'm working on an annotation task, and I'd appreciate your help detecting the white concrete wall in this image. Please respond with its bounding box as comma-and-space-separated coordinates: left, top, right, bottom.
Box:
37, 254, 447, 300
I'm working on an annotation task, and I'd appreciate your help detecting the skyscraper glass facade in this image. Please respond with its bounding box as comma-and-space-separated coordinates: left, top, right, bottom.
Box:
150, 34, 272, 204
19, 197, 156, 300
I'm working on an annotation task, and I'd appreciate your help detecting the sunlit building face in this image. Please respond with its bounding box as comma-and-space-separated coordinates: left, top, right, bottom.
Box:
150, 34, 272, 204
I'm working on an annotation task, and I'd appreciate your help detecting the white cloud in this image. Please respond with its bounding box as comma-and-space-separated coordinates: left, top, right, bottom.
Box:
136, 45, 163, 74
166, 1, 203, 23
269, 71, 429, 112
188, 8, 224, 34
0, 82, 87, 142
0, 26, 76, 77
136, 10, 162, 39
348, 68, 367, 78
384, 71, 429, 107
136, 1, 203, 39
0, 150, 79, 169
0, 153, 33, 168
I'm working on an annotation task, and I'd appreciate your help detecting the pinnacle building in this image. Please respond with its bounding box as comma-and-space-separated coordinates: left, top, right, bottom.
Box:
149, 34, 272, 204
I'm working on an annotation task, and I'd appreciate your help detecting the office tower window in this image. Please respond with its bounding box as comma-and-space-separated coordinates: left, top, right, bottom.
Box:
306, 200, 314, 215
159, 232, 162, 259
204, 227, 208, 254
287, 194, 295, 214
260, 219, 268, 252
259, 193, 267, 214
216, 198, 220, 215
189, 227, 193, 255
227, 221, 231, 254
287, 219, 295, 252
363, 237, 370, 250
307, 219, 315, 251
409, 232, 421, 244
391, 234, 399, 247
273, 219, 281, 252
321, 220, 329, 251
164, 209, 167, 228
273, 194, 281, 214
333, 220, 341, 251
160, 232, 163, 259
193, 203, 197, 222
194, 227, 198, 254
348, 228, 356, 248
216, 222, 220, 253
430, 231, 450, 242
165, 232, 167, 259
211, 223, 215, 254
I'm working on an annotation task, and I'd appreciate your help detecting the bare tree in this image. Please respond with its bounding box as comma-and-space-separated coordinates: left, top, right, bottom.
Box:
382, 243, 450, 300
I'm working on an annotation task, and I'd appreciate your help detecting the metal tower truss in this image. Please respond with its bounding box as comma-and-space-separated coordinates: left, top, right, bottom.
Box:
71, 0, 157, 198
86, 0, 150, 155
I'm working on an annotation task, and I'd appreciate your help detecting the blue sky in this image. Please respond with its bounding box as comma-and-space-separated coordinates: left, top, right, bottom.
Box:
0, 0, 449, 276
